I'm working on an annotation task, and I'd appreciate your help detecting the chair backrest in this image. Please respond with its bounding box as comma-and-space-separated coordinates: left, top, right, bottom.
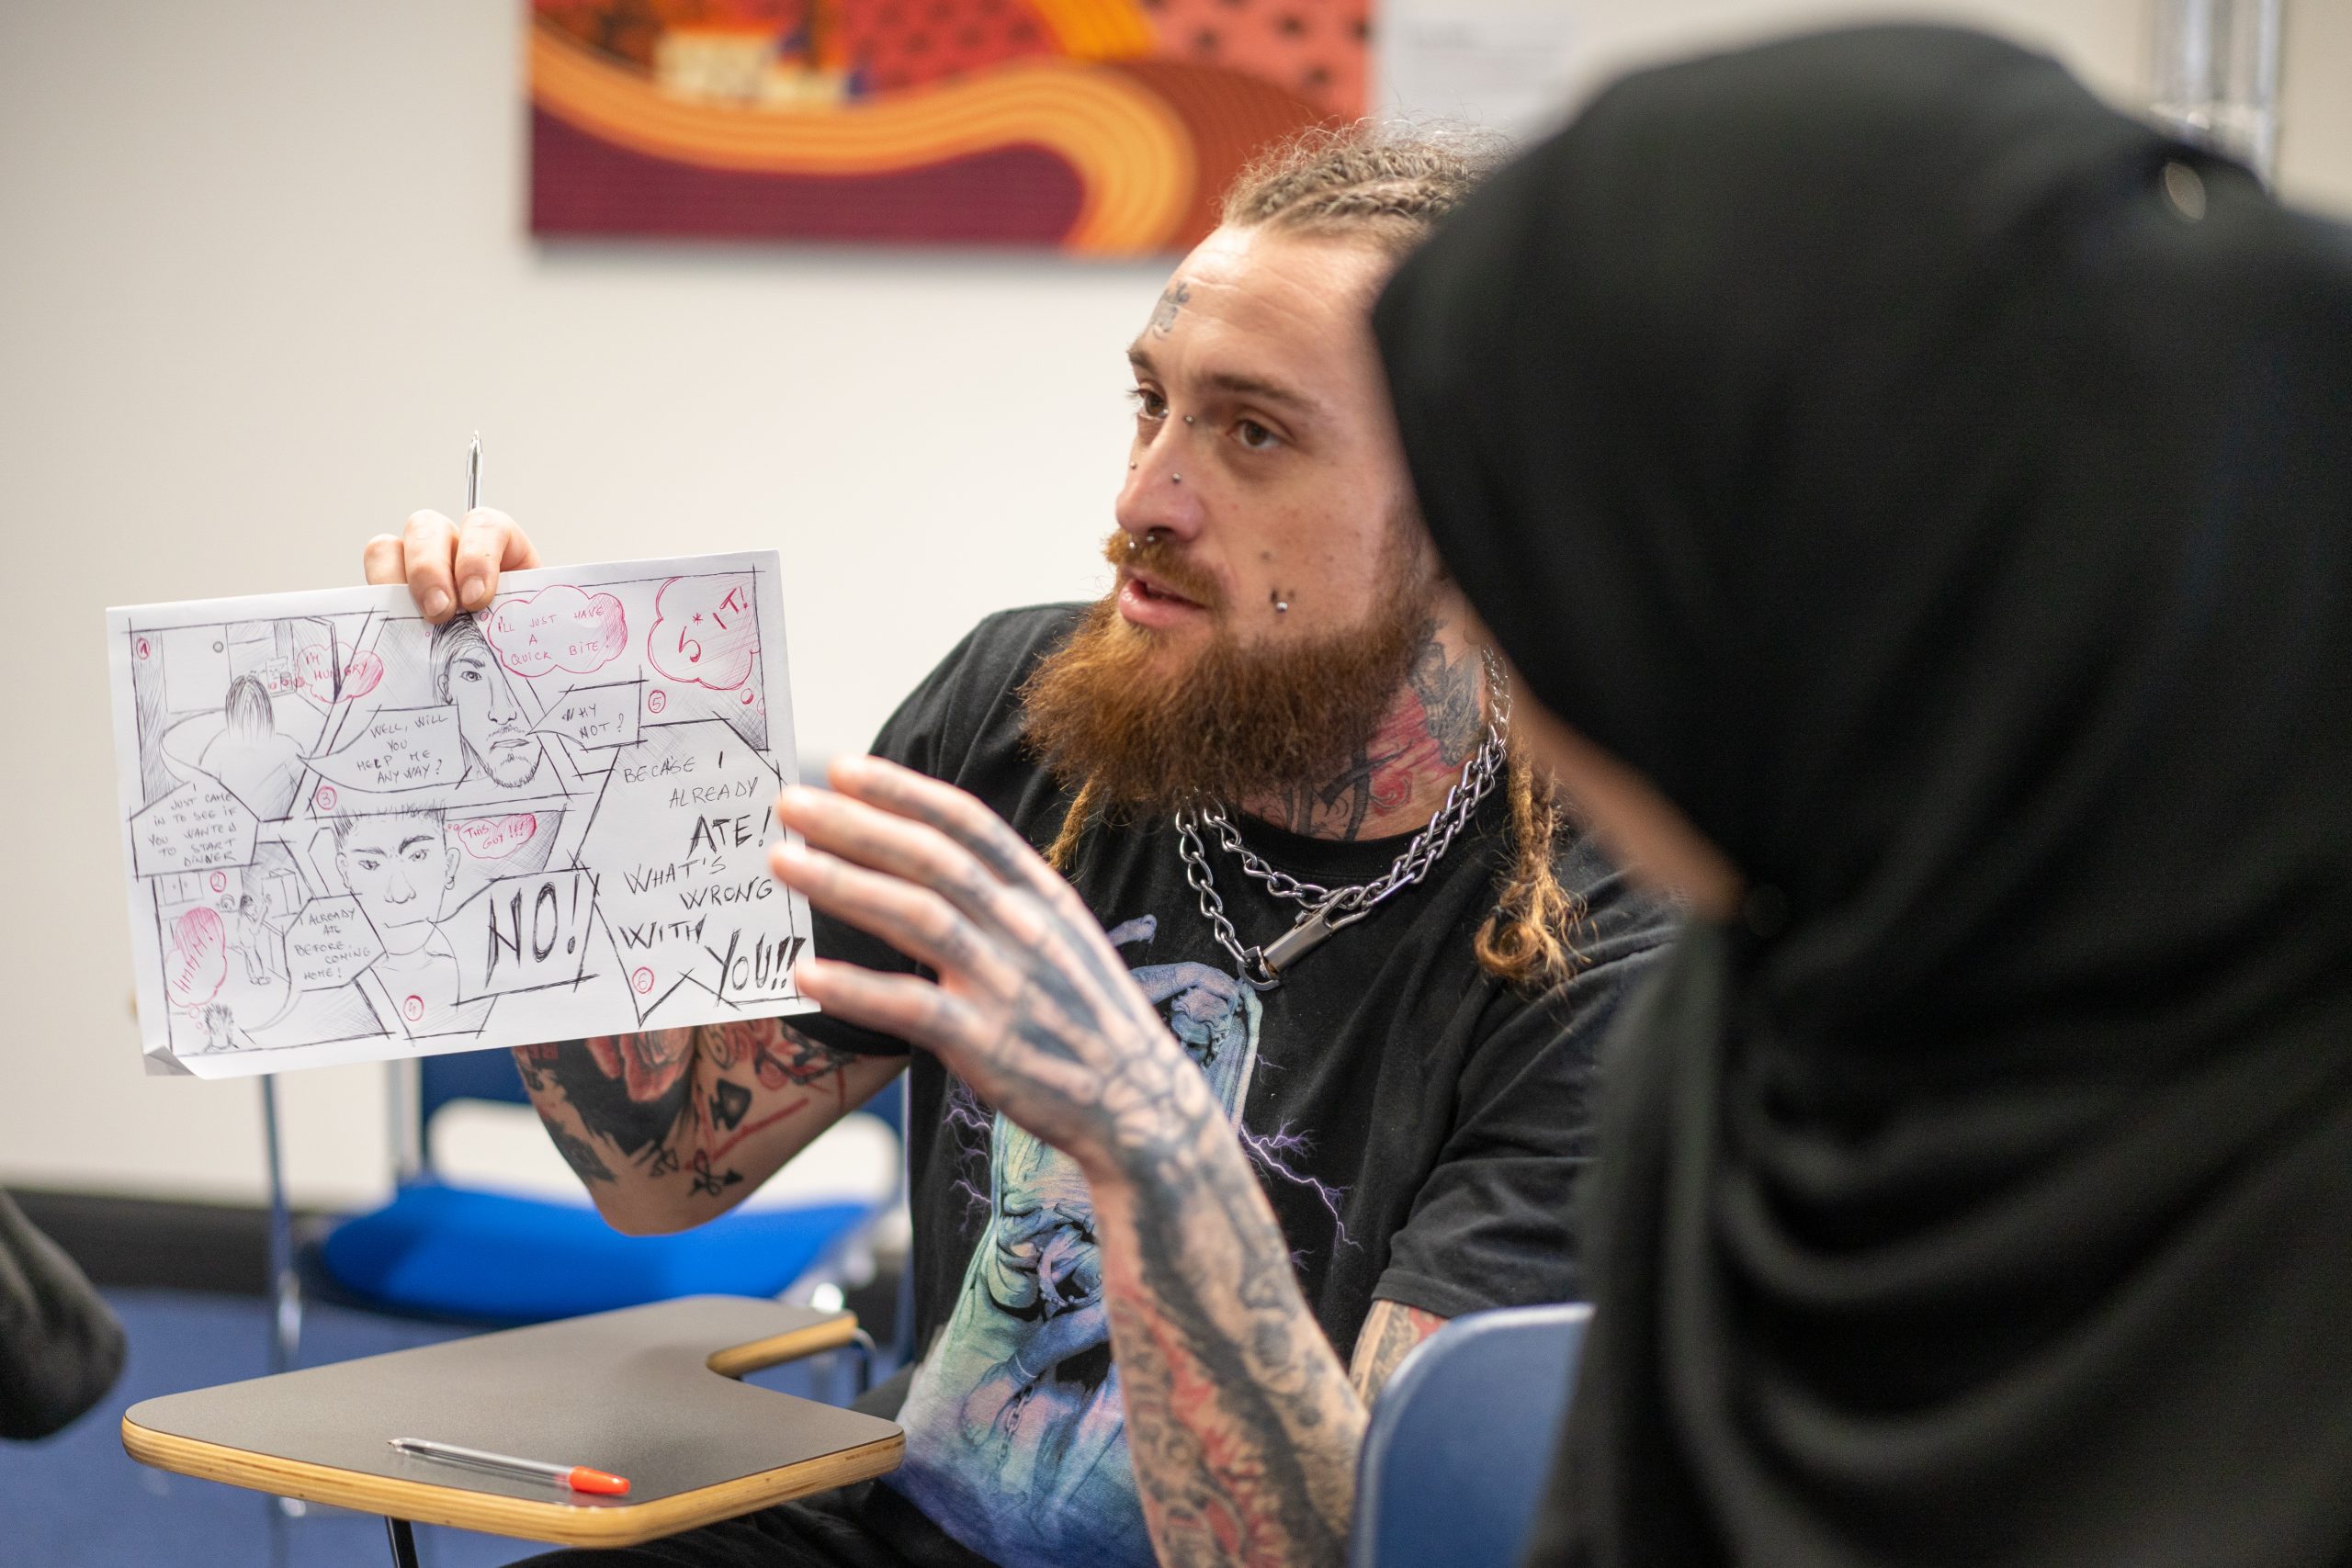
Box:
1351, 1302, 1591, 1568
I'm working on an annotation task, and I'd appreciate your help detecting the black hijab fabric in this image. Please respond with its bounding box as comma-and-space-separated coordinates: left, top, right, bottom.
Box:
1375, 26, 2352, 1566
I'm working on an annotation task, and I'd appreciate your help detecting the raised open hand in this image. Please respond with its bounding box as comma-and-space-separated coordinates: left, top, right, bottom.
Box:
769, 755, 1216, 1179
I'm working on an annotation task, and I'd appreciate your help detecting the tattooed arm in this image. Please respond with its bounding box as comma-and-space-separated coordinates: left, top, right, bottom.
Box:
1349, 1300, 1449, 1404
1086, 1151, 1448, 1564
772, 754, 1432, 1565
513, 1021, 906, 1236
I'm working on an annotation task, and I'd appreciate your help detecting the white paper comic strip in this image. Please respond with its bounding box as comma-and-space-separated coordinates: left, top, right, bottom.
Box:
107, 553, 816, 1078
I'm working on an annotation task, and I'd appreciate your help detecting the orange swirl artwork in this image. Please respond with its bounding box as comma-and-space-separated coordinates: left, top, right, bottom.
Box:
529, 0, 1372, 254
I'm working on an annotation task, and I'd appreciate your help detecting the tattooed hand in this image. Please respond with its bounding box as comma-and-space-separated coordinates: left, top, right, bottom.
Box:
770, 755, 1216, 1180
774, 756, 1460, 1568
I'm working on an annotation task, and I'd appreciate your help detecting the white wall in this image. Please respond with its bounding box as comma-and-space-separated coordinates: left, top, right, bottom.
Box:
4, 0, 2345, 1209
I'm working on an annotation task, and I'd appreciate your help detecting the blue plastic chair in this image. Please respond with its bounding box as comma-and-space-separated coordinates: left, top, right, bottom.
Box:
1351, 1303, 1591, 1568
320, 1050, 898, 1326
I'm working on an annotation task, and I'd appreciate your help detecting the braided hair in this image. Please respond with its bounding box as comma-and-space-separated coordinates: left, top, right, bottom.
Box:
1219, 122, 1508, 254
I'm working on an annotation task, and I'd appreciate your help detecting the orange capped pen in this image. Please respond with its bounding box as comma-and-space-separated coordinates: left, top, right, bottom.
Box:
390, 1438, 632, 1496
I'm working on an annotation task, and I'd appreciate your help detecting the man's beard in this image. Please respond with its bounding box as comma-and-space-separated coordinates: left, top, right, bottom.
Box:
1019, 526, 1438, 816
475, 733, 542, 788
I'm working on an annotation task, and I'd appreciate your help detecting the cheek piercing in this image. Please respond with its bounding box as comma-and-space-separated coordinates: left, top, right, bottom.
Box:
1183, 414, 1196, 425
1170, 473, 1182, 483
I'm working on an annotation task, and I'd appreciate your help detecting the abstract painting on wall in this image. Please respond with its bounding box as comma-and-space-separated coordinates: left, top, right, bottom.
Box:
529, 0, 1372, 254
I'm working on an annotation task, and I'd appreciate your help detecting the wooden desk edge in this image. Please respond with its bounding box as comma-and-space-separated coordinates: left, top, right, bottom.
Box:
121, 1416, 904, 1548
706, 1314, 859, 1377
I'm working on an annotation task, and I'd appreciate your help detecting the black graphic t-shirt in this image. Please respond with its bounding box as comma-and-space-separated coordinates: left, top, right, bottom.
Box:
793, 606, 1675, 1568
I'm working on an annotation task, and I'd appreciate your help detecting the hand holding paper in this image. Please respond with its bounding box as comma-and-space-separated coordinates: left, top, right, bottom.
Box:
108, 550, 813, 1078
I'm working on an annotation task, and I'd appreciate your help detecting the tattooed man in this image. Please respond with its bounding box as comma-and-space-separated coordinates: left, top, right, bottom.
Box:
365, 128, 1674, 1568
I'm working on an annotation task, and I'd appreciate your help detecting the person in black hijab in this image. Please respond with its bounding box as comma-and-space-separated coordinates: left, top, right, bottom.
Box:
1374, 23, 2352, 1566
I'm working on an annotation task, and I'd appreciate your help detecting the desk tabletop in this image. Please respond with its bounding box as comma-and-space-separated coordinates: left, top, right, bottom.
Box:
123, 1295, 903, 1548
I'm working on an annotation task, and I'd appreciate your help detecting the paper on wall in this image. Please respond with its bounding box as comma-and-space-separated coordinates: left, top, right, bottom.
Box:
1378, 0, 1581, 141
107, 552, 817, 1079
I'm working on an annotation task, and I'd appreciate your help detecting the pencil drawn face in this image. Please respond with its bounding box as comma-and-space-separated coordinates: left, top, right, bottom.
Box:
432, 618, 543, 788
334, 810, 456, 954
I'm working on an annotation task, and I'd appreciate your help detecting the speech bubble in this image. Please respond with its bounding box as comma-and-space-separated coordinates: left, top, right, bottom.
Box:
297, 645, 384, 704
164, 907, 228, 1010
130, 776, 260, 878
581, 718, 791, 1022
484, 586, 628, 681
532, 681, 641, 751
446, 869, 599, 999
646, 576, 758, 692
282, 895, 384, 989
308, 705, 464, 792
451, 813, 538, 860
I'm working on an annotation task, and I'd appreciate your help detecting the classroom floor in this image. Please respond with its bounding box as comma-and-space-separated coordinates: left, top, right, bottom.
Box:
2, 1288, 840, 1568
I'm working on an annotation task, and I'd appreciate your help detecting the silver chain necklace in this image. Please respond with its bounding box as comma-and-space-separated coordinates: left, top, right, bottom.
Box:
1174, 648, 1511, 990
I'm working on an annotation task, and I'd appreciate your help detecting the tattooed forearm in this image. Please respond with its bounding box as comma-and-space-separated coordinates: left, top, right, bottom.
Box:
530, 1032, 695, 1165
508, 1021, 897, 1233
546, 1120, 616, 1184
1348, 1300, 1448, 1405
751, 1028, 859, 1091
1094, 1122, 1370, 1568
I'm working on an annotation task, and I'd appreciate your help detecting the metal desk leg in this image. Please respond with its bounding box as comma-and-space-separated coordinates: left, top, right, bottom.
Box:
385, 1516, 421, 1568
260, 1076, 304, 1378
261, 1076, 309, 1551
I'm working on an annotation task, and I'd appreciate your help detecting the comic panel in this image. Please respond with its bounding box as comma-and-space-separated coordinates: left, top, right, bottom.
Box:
107, 552, 813, 1079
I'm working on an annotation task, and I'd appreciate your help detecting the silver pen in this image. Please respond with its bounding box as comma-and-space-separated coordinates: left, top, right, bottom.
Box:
388, 1436, 630, 1495
466, 431, 483, 513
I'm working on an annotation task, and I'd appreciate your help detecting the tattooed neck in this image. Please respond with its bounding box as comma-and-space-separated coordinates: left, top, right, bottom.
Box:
1238, 615, 1489, 842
